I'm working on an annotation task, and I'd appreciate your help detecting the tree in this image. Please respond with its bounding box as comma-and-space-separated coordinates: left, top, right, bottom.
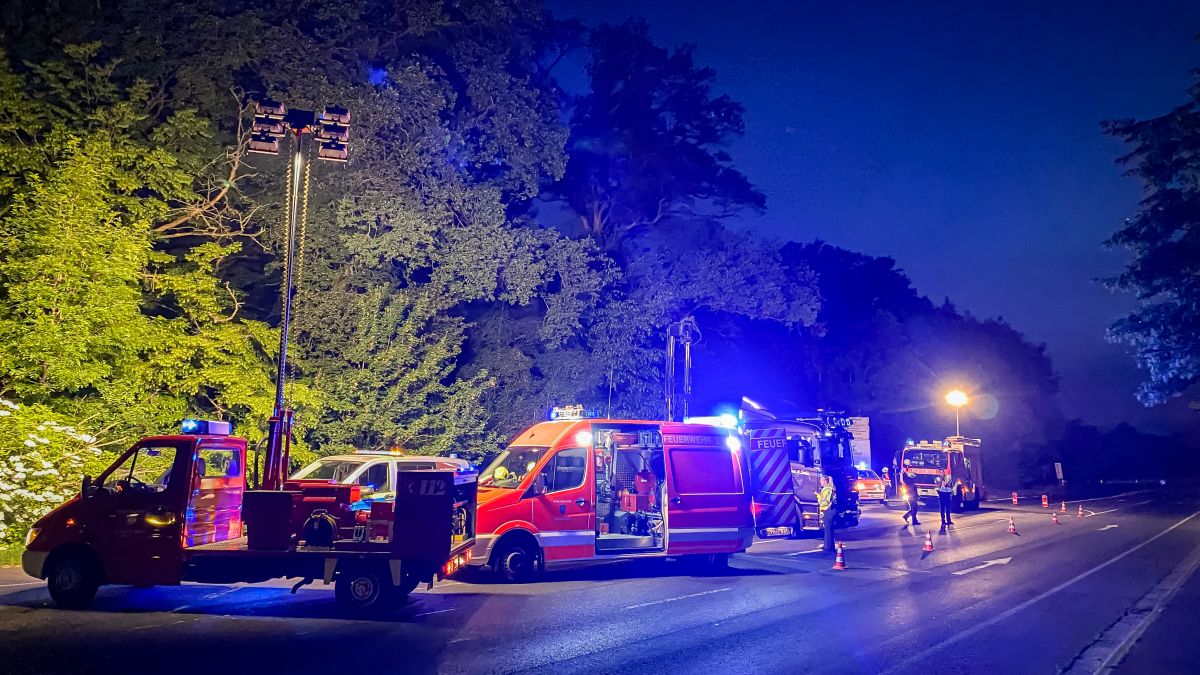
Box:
552, 20, 764, 250
1103, 67, 1200, 406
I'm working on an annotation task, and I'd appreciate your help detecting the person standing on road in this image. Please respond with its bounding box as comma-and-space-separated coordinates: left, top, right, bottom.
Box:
902, 470, 921, 526
815, 475, 836, 552
937, 473, 954, 526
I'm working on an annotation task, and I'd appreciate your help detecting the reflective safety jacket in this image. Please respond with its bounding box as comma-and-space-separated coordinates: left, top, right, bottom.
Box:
816, 484, 834, 512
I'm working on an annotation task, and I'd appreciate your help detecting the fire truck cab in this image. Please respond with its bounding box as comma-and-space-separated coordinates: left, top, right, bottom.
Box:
471, 407, 754, 581
898, 436, 985, 511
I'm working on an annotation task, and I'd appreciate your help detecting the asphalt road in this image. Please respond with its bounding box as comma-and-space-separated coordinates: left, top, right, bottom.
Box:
2, 488, 1199, 674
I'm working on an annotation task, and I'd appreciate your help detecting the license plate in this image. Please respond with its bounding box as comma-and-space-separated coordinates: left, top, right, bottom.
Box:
764, 526, 793, 537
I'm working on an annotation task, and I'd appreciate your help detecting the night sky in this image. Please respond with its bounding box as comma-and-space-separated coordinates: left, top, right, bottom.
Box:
550, 0, 1200, 436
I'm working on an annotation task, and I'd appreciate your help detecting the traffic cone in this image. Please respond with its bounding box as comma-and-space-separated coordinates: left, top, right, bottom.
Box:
1008, 516, 1018, 535
1077, 504, 1084, 518
923, 531, 934, 552
1060, 501, 1067, 513
1041, 494, 1049, 509
832, 542, 846, 570
1011, 491, 1019, 505
1052, 512, 1060, 525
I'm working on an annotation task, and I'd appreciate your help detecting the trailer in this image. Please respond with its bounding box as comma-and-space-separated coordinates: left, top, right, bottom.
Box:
22, 420, 475, 612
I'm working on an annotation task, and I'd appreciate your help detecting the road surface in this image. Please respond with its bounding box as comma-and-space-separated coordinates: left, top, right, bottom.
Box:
2, 488, 1198, 674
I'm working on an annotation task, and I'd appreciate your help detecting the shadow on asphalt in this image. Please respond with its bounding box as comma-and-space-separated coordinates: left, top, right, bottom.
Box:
0, 557, 778, 624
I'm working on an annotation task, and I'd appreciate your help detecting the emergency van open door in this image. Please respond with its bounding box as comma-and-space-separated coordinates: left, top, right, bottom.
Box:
662, 424, 754, 555
746, 428, 799, 536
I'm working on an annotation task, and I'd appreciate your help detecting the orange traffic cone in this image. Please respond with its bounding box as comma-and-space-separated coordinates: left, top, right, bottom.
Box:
1077, 504, 1084, 518
832, 541, 847, 570
923, 531, 934, 552
1060, 501, 1067, 513
1052, 512, 1060, 525
1008, 516, 1018, 535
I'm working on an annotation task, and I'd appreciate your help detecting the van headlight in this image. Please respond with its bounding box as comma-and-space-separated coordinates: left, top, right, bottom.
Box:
25, 527, 41, 547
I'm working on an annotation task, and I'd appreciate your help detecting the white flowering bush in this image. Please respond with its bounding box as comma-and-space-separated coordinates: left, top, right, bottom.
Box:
0, 398, 110, 544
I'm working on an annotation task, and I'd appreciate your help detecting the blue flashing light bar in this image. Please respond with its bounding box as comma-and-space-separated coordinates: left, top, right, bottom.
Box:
181, 419, 232, 436
549, 405, 598, 421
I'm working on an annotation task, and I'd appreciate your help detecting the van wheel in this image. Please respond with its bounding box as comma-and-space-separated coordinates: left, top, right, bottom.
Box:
494, 540, 538, 583
46, 550, 100, 610
335, 563, 395, 612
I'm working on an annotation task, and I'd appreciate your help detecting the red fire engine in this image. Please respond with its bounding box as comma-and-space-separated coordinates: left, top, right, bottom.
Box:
22, 419, 475, 612
470, 407, 754, 581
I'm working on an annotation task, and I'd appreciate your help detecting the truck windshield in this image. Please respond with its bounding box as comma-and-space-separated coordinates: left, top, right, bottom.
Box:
903, 450, 947, 469
480, 446, 548, 488
293, 458, 368, 482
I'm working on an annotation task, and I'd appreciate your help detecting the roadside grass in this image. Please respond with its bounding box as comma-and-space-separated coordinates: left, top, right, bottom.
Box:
0, 542, 22, 567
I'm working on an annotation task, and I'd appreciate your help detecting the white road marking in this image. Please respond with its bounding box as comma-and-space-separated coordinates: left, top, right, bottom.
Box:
1098, 524, 1119, 531
174, 585, 243, 612
1127, 499, 1153, 508
623, 587, 731, 609
0, 581, 43, 588
882, 510, 1200, 674
952, 557, 1013, 576
413, 608, 457, 617
1065, 538, 1200, 673
786, 548, 826, 556
1086, 508, 1119, 518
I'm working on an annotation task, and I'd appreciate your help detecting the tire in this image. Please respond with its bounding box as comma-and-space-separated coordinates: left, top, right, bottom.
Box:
493, 539, 538, 583
334, 563, 396, 612
46, 549, 100, 610
681, 553, 729, 573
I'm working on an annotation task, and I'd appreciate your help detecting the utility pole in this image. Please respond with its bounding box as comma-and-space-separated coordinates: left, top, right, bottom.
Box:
248, 99, 350, 490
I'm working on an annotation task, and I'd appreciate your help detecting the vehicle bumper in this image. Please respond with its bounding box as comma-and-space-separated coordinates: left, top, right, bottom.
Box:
467, 534, 496, 566
858, 490, 886, 501
22, 550, 48, 579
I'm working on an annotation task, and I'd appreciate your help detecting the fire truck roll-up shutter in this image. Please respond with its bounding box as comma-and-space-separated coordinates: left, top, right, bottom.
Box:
746, 428, 798, 529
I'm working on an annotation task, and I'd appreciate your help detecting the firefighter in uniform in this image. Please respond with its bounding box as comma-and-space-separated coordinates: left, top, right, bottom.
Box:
815, 475, 836, 553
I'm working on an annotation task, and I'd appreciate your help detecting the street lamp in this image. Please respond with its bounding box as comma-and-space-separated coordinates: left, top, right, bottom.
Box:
945, 389, 969, 437
248, 98, 351, 490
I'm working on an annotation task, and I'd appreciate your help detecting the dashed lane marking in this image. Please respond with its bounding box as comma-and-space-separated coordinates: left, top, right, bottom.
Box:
880, 509, 1200, 675
1098, 525, 1119, 531
623, 587, 731, 610
413, 608, 457, 617
0, 581, 43, 589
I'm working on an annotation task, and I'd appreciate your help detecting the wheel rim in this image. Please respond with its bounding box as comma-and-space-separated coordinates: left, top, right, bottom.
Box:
53, 562, 81, 591
507, 549, 528, 575
350, 576, 378, 603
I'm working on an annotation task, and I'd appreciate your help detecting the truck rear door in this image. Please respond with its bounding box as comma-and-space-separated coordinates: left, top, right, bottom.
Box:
662, 424, 753, 555
746, 428, 798, 533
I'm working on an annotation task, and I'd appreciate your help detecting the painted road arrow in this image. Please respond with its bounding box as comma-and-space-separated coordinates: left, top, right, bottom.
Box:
952, 557, 1013, 576
1099, 524, 1119, 531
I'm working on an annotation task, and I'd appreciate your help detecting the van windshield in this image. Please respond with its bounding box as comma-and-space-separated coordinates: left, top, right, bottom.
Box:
480, 446, 548, 488
903, 450, 947, 469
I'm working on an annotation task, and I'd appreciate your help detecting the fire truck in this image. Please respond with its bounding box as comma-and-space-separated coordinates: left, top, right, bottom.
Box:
897, 436, 985, 511
21, 419, 476, 612
741, 410, 862, 537
469, 407, 754, 581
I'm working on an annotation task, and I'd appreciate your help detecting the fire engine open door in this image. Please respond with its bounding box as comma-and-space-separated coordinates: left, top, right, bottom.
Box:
662, 424, 754, 555
746, 428, 798, 532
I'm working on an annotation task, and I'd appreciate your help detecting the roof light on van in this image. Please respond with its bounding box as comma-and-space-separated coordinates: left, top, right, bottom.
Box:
181, 419, 232, 435
549, 405, 597, 421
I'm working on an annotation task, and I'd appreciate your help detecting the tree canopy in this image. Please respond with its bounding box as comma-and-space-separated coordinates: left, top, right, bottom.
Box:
1103, 66, 1200, 407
